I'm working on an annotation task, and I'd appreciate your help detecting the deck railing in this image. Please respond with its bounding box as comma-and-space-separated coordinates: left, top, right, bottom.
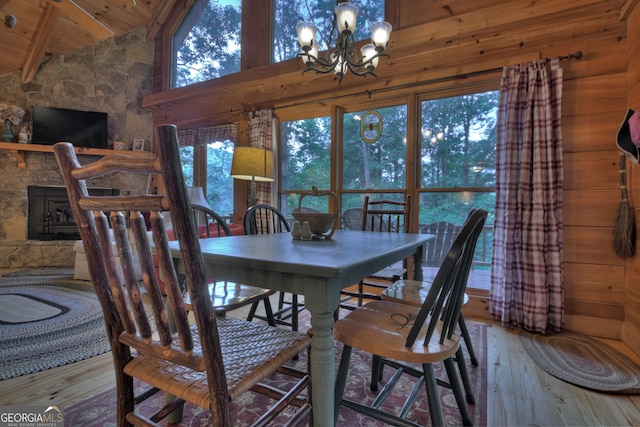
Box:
418, 223, 493, 270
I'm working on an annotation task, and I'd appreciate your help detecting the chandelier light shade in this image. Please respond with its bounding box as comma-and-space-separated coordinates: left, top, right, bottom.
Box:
295, 1, 392, 84
230, 146, 275, 206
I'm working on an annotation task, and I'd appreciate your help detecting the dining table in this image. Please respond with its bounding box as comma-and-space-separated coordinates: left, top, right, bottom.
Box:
168, 229, 433, 426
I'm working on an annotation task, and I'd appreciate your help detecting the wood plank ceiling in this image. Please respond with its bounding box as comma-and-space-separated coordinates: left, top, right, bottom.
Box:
0, 0, 175, 84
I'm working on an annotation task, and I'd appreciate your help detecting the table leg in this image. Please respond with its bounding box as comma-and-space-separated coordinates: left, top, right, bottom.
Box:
304, 281, 340, 427
412, 244, 425, 281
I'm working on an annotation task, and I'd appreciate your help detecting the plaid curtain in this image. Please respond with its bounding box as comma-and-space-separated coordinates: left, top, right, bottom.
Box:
489, 59, 564, 333
177, 124, 238, 147
248, 109, 274, 206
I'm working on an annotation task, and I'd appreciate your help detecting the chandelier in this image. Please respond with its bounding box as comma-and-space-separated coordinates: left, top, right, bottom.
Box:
295, 1, 392, 84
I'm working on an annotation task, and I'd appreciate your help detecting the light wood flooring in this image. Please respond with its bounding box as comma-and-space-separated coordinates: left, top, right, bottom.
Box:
2, 271, 640, 426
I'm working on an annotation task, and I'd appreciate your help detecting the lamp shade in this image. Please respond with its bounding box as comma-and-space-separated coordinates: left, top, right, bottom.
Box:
187, 186, 209, 207
230, 146, 275, 182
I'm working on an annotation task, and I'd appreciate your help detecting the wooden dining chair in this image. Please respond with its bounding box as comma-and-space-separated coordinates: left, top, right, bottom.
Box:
244, 204, 305, 331
382, 209, 485, 368
422, 221, 460, 267
186, 204, 277, 327
53, 124, 311, 427
339, 195, 411, 309
341, 207, 363, 230
244, 204, 292, 234
378, 208, 488, 411
333, 208, 487, 426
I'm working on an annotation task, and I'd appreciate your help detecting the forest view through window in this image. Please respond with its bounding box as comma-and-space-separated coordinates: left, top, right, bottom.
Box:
180, 141, 235, 218
172, 0, 242, 88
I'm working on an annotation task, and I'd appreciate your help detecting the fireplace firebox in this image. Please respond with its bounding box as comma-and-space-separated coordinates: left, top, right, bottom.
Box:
27, 186, 119, 240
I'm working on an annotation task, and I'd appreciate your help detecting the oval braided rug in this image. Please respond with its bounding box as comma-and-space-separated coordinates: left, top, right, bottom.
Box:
0, 275, 109, 380
519, 331, 640, 394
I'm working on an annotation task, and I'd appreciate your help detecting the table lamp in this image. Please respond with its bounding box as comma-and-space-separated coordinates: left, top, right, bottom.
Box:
187, 186, 210, 224
230, 146, 274, 206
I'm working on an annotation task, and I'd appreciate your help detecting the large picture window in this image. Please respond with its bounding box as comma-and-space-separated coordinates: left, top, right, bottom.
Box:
172, 0, 242, 88
419, 91, 499, 289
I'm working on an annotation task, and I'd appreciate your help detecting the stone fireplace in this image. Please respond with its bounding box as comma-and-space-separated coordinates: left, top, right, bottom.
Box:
27, 186, 119, 241
0, 26, 154, 268
0, 151, 149, 269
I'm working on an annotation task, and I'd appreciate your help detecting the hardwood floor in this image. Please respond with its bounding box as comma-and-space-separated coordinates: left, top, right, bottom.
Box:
2, 271, 640, 425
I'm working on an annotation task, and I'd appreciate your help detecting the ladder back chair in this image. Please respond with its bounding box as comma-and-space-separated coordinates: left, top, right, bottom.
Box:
187, 204, 277, 326
340, 195, 411, 309
333, 208, 487, 426
53, 125, 311, 427
244, 204, 305, 331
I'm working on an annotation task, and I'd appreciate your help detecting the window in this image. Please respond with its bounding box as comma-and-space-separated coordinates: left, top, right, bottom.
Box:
279, 116, 332, 215
172, 0, 242, 88
341, 104, 407, 210
179, 140, 235, 218
273, 0, 386, 63
419, 91, 499, 288
277, 90, 497, 291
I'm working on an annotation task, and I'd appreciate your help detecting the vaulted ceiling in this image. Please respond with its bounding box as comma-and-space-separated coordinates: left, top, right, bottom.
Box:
0, 0, 178, 84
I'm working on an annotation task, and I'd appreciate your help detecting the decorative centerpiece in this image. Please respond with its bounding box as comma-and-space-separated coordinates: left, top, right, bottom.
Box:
291, 186, 339, 240
0, 104, 25, 142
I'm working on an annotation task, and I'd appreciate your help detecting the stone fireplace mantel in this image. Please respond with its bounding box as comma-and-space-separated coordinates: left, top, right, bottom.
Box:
0, 141, 154, 169
0, 149, 153, 269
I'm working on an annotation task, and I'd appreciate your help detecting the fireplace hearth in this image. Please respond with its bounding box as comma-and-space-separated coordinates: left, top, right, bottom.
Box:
27, 186, 119, 240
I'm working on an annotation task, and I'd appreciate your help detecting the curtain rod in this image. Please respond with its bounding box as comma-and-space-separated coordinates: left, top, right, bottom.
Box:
273, 50, 583, 111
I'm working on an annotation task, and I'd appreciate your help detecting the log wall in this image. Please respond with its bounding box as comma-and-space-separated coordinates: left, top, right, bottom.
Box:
622, 0, 640, 356
144, 0, 638, 345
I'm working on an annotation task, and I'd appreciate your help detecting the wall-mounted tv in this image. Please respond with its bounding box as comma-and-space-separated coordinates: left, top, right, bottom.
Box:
31, 106, 109, 149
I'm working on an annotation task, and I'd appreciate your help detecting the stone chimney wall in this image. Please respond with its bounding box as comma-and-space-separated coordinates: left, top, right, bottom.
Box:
0, 27, 154, 268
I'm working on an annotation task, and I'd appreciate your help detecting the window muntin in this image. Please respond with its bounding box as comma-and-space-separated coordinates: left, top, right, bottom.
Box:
273, 0, 386, 63
172, 0, 242, 88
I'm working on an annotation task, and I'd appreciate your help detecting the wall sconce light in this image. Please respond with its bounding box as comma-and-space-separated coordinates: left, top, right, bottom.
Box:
230, 146, 275, 206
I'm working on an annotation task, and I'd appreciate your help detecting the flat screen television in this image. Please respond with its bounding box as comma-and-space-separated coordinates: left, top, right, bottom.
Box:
31, 106, 109, 149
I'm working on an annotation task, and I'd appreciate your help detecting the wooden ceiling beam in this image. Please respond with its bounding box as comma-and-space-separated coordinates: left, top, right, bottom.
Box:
49, 0, 114, 40
21, 2, 62, 84
146, 0, 193, 40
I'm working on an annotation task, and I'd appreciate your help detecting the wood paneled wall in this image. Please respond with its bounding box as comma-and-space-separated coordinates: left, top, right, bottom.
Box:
622, 0, 640, 356
144, 0, 637, 344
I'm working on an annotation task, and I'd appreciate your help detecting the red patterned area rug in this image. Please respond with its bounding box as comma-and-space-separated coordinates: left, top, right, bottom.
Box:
64, 319, 487, 427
